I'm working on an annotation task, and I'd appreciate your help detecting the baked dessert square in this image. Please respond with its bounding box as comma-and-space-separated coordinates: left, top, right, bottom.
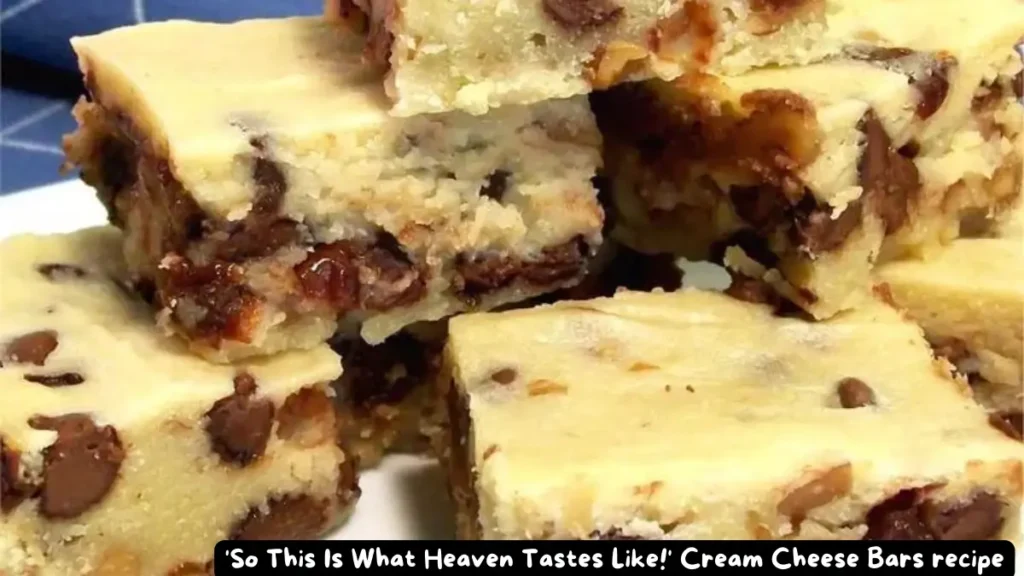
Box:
442, 290, 1022, 540
876, 237, 1023, 415
325, 0, 851, 116
597, 7, 1024, 318
63, 17, 604, 363
0, 227, 359, 576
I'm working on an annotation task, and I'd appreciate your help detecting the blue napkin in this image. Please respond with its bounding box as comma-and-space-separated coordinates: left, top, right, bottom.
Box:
1, 0, 320, 194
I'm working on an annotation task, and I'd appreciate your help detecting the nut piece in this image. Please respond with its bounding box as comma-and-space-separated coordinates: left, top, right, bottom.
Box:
205, 373, 275, 466
276, 387, 337, 448
28, 413, 125, 519
527, 379, 570, 396
777, 463, 853, 521
836, 377, 876, 408
586, 42, 649, 90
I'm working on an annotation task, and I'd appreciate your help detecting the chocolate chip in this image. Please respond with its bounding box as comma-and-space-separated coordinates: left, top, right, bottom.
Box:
205, 373, 275, 466
730, 185, 791, 232
294, 243, 361, 310
864, 489, 934, 540
988, 411, 1023, 441
1013, 70, 1023, 100
24, 373, 85, 387
231, 495, 329, 540
790, 194, 864, 254
4, 330, 58, 366
490, 368, 517, 384
837, 377, 875, 408
858, 111, 921, 235
455, 252, 520, 297
27, 414, 125, 519
37, 264, 87, 281
358, 235, 426, 311
922, 493, 1005, 540
1, 438, 35, 513
480, 170, 510, 202
520, 237, 589, 286
543, 0, 624, 31
159, 258, 263, 344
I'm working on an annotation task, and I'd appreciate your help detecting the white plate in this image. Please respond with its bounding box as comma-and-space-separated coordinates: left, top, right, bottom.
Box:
1, 182, 1021, 556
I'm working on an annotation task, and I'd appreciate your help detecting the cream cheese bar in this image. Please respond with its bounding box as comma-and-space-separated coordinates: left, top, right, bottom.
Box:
63, 17, 604, 363
876, 237, 1023, 416
442, 290, 1023, 540
325, 0, 854, 116
597, 8, 1024, 319
0, 228, 360, 576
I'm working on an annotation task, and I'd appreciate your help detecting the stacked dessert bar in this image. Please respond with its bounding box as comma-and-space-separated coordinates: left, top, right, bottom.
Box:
0, 0, 1020, 570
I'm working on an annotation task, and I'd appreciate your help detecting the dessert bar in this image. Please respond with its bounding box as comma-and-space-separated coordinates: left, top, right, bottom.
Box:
597, 10, 1024, 318
0, 228, 359, 576
324, 0, 946, 116
442, 290, 1022, 540
64, 17, 604, 363
876, 237, 1023, 415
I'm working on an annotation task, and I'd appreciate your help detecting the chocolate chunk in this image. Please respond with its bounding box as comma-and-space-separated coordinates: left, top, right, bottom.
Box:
358, 235, 426, 311
988, 411, 1023, 442
1, 438, 35, 513
480, 170, 511, 202
922, 493, 1005, 540
490, 368, 518, 385
863, 488, 1004, 541
858, 111, 921, 235
455, 252, 520, 297
730, 185, 792, 232
205, 373, 275, 466
912, 57, 954, 119
520, 237, 589, 286
231, 495, 329, 540
543, 0, 624, 31
24, 373, 86, 387
837, 377, 876, 408
37, 264, 87, 281
4, 330, 59, 366
864, 489, 934, 540
159, 258, 263, 344
1013, 70, 1023, 100
790, 194, 863, 254
295, 243, 361, 310
27, 414, 125, 519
